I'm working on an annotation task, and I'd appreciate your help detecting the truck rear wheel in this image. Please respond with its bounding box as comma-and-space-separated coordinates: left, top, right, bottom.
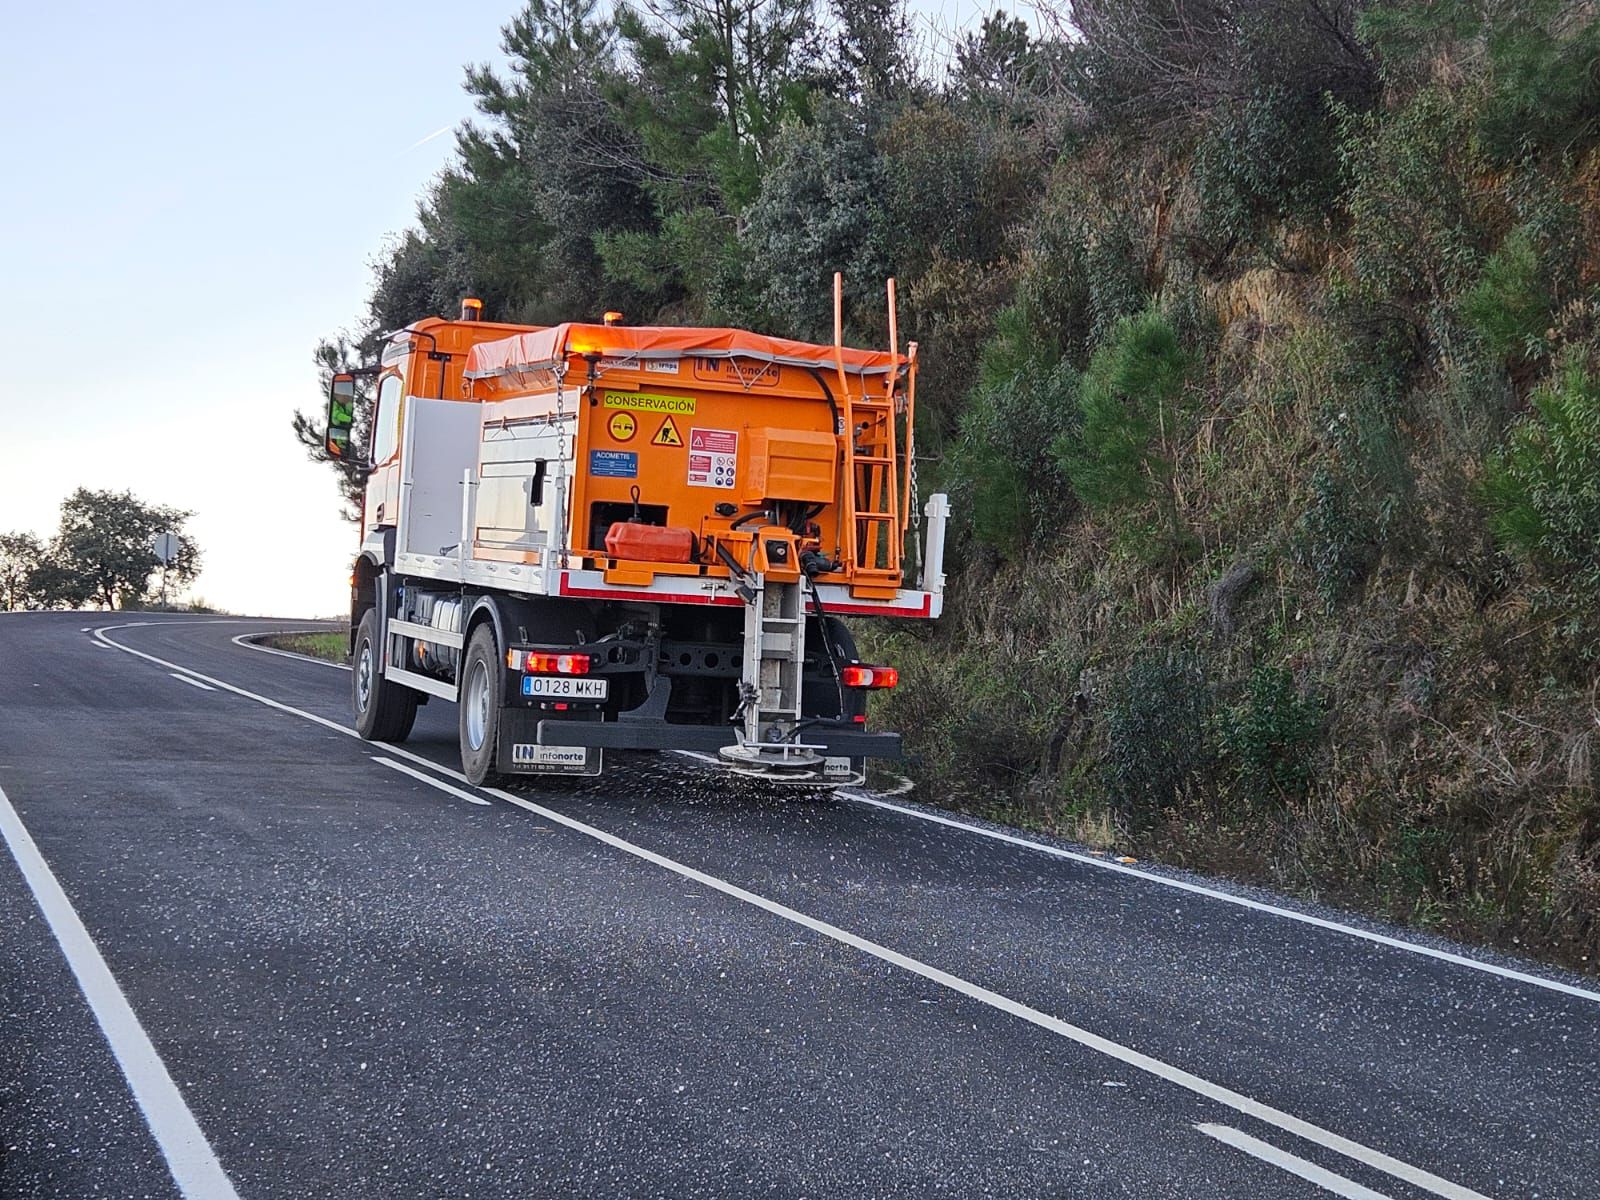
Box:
353, 607, 419, 742
459, 624, 502, 785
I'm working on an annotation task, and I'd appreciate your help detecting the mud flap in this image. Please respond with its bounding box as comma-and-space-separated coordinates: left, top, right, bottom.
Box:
497, 708, 604, 776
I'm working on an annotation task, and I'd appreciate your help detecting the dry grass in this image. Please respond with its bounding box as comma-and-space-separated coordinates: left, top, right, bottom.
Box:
876, 302, 1600, 976
261, 631, 346, 664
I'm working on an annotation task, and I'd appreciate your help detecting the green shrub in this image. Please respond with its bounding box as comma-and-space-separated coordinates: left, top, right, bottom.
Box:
1460, 225, 1548, 360
1295, 467, 1379, 611
1334, 90, 1485, 314
1484, 359, 1600, 604
863, 620, 1081, 797
1085, 222, 1147, 346
1303, 336, 1418, 579
1360, 0, 1600, 162
1101, 648, 1215, 833
1192, 86, 1341, 252
1477, 7, 1600, 161
877, 104, 1033, 281
1223, 665, 1322, 802
1340, 379, 1417, 542
952, 302, 1079, 553
733, 103, 889, 338
1006, 185, 1143, 368
1460, 193, 1581, 364
1429, 337, 1515, 458
1057, 308, 1187, 514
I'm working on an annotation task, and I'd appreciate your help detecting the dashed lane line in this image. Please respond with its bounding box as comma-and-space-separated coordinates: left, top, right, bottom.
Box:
1197, 1124, 1396, 1199
495, 768, 1499, 1200
91, 622, 1493, 1200
106, 619, 1600, 1006
373, 756, 491, 805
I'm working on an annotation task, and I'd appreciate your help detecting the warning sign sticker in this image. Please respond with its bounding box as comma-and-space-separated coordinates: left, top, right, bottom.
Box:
687, 427, 738, 489
603, 391, 696, 415
652, 416, 683, 447
607, 411, 637, 441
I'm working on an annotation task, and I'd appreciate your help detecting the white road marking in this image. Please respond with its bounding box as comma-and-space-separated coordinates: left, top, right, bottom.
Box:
231, 631, 350, 671
1198, 1124, 1396, 1199
102, 619, 1600, 1009
168, 672, 215, 691
75, 621, 1531, 1198
0, 783, 241, 1200
92, 624, 462, 778
836, 791, 1600, 1006
372, 756, 491, 805
363, 746, 1492, 1200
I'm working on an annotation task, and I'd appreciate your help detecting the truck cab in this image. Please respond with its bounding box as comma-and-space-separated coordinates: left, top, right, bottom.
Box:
361, 309, 536, 540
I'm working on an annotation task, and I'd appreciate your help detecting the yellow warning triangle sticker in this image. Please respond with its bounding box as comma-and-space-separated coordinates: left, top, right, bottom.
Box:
652, 416, 684, 447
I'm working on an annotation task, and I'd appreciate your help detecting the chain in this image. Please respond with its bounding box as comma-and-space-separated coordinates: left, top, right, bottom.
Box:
910, 449, 921, 538
903, 376, 922, 581
555, 367, 568, 568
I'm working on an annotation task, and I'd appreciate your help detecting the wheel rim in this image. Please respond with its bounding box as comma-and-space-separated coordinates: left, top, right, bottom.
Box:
356, 639, 373, 712
465, 658, 490, 752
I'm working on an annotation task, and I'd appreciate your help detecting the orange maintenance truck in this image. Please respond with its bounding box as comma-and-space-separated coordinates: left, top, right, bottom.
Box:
323, 282, 949, 786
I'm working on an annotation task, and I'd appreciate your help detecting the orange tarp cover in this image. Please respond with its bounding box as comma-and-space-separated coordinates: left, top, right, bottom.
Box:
464, 322, 902, 380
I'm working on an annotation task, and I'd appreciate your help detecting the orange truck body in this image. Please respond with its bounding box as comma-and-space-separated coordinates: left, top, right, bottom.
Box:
339, 299, 949, 785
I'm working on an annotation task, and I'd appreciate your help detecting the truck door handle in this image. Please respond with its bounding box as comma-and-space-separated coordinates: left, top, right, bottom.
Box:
530, 458, 548, 507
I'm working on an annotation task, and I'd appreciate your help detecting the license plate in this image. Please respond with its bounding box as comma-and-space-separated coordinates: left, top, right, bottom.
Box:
511, 743, 602, 775
823, 757, 856, 778
522, 676, 608, 700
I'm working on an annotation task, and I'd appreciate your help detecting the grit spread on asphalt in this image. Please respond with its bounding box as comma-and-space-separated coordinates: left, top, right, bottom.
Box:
2, 612, 1596, 1199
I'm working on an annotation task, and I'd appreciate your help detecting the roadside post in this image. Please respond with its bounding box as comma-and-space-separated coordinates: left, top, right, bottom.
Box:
151, 531, 179, 608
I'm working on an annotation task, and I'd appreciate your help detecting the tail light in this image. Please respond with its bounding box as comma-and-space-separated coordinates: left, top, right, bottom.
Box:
840, 664, 897, 690
506, 649, 591, 675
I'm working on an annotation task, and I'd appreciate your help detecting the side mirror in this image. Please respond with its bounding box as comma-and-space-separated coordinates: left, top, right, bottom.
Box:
325, 373, 356, 458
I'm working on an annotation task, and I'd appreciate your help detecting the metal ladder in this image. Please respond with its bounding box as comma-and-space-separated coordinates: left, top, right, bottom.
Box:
719, 571, 824, 779
842, 392, 901, 577
834, 273, 909, 584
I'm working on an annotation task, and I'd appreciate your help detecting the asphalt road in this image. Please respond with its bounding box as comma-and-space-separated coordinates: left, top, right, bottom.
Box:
1, 612, 1596, 1200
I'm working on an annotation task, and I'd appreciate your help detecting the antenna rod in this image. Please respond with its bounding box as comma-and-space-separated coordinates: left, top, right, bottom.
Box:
832, 272, 849, 400
886, 277, 899, 401
833, 271, 857, 570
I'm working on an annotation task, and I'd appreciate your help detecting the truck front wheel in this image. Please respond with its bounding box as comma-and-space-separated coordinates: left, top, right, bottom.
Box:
459, 624, 502, 785
353, 607, 418, 742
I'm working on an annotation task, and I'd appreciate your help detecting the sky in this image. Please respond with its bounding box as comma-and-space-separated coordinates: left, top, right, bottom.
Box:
0, 0, 1022, 618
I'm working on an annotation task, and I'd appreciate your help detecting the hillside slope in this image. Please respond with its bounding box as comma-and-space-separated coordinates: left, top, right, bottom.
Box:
304, 0, 1600, 972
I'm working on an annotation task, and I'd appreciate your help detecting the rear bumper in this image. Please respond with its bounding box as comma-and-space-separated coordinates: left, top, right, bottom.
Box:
536, 718, 902, 759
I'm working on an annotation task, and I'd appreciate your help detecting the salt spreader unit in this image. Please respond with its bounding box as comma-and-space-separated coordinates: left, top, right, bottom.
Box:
323, 280, 949, 786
